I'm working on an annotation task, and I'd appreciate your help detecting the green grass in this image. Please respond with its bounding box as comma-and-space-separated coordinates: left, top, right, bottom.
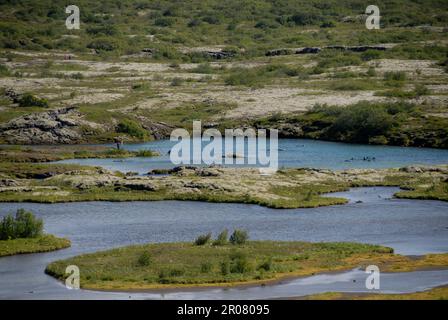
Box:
146, 101, 237, 128
0, 162, 95, 179
45, 240, 394, 289
0, 234, 71, 257
255, 101, 448, 148
304, 286, 448, 300
0, 145, 159, 164
2, 1, 446, 61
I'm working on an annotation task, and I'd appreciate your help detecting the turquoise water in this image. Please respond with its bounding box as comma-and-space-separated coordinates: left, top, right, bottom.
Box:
56, 139, 448, 174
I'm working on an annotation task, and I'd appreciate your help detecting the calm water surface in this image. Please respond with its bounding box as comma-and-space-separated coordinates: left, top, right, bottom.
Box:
0, 187, 447, 299
56, 139, 448, 174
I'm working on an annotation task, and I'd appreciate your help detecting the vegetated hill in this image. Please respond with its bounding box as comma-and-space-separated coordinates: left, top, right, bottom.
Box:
0, 0, 447, 59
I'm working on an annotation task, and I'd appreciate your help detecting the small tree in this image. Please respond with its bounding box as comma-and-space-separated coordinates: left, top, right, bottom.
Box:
229, 229, 248, 245
137, 251, 151, 267
0, 209, 43, 240
194, 232, 212, 246
213, 229, 228, 246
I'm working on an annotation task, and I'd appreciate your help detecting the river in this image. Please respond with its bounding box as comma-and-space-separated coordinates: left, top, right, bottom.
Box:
0, 187, 447, 299
56, 138, 448, 174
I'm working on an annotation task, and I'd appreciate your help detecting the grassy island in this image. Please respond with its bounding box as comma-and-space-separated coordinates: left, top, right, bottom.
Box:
44, 236, 448, 291
0, 235, 71, 257
0, 209, 71, 257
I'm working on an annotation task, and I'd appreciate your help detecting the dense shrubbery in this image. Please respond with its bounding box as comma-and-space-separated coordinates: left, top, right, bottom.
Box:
229, 229, 249, 245
302, 102, 423, 144
0, 1, 445, 59
0, 63, 10, 76
116, 119, 147, 139
225, 64, 302, 87
18, 93, 49, 108
87, 38, 119, 52
0, 209, 43, 240
316, 50, 362, 69
330, 103, 395, 142
213, 229, 228, 246
137, 251, 151, 266
194, 232, 212, 246
194, 229, 248, 246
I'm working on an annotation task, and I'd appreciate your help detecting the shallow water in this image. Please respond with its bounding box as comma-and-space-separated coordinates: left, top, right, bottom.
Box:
0, 187, 447, 299
56, 139, 448, 174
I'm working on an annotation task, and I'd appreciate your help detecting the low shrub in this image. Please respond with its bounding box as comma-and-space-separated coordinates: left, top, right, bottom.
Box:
229, 252, 251, 274
170, 77, 183, 86
361, 50, 383, 61
192, 63, 214, 74
194, 232, 212, 246
220, 260, 230, 275
257, 258, 272, 271
0, 63, 10, 76
135, 150, 159, 157
200, 262, 212, 273
229, 229, 248, 245
116, 119, 147, 140
18, 93, 49, 108
213, 229, 228, 246
384, 71, 407, 82
137, 251, 151, 267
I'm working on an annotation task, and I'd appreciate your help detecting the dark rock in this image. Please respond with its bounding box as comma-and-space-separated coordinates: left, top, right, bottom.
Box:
4, 88, 20, 103
296, 47, 321, 54
266, 49, 293, 56
0, 179, 19, 187
204, 51, 235, 59
0, 107, 82, 144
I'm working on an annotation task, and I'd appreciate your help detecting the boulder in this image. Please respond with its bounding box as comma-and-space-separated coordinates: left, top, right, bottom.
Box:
296, 47, 321, 54
0, 107, 83, 144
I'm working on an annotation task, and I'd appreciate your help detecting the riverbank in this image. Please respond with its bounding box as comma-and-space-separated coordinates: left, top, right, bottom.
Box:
300, 286, 448, 300
0, 145, 159, 163
0, 234, 71, 257
44, 240, 448, 291
0, 163, 447, 208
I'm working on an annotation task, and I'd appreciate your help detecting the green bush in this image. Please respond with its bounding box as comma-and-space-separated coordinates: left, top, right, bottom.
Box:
154, 17, 175, 27
229, 252, 251, 273
200, 262, 212, 273
0, 209, 43, 240
70, 72, 84, 80
170, 77, 183, 86
368, 135, 389, 145
132, 82, 151, 91
116, 119, 147, 140
225, 69, 261, 87
192, 63, 213, 74
329, 80, 373, 91
213, 229, 229, 246
0, 64, 10, 76
384, 71, 407, 82
135, 150, 159, 157
220, 260, 230, 275
366, 67, 377, 77
18, 93, 49, 108
257, 258, 272, 271
330, 103, 395, 142
87, 38, 119, 52
194, 232, 212, 246
229, 229, 249, 245
361, 50, 383, 61
317, 51, 362, 70
137, 251, 151, 266
414, 84, 430, 97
